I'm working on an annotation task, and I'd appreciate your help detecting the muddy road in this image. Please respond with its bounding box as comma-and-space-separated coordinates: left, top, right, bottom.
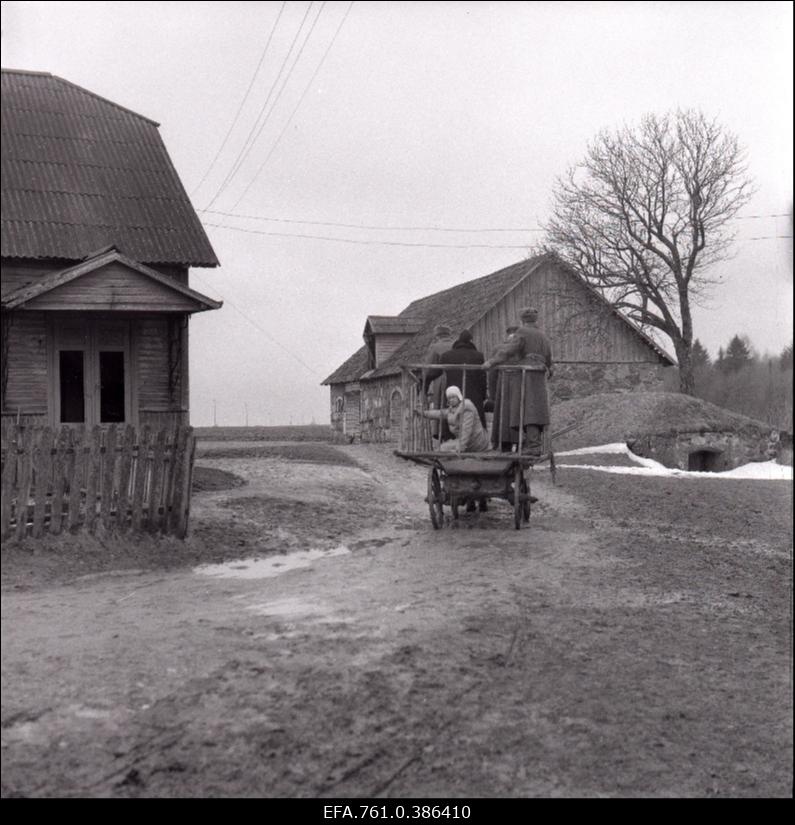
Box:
1, 443, 791, 798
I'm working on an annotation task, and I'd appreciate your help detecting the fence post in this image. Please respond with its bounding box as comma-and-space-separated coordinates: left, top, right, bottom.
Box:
50, 427, 69, 535
31, 427, 53, 538
100, 425, 117, 531
176, 429, 196, 538
116, 425, 136, 533
84, 425, 102, 534
0, 425, 18, 540
131, 425, 150, 532
14, 426, 35, 541
147, 428, 167, 532
167, 426, 190, 535
66, 427, 86, 532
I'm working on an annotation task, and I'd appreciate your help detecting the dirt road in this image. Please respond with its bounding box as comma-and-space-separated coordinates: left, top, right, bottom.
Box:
1, 443, 791, 798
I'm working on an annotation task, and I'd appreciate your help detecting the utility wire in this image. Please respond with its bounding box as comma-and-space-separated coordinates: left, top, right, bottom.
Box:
203, 220, 790, 247
221, 2, 328, 207
190, 1, 287, 200
198, 208, 788, 234
191, 272, 322, 377
202, 221, 535, 249
200, 208, 545, 233
231, 0, 356, 210
204, 1, 317, 211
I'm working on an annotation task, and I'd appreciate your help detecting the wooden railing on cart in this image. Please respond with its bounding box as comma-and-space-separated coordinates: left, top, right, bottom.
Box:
398, 363, 551, 458
0, 423, 196, 541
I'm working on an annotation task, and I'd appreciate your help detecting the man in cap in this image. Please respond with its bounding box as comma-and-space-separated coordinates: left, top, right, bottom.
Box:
482, 307, 552, 455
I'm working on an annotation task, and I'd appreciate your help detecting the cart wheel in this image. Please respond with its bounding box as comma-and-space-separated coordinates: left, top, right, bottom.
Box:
513, 465, 530, 529
427, 467, 445, 529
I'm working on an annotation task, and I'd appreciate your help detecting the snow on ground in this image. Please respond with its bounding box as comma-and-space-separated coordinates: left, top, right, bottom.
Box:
556, 443, 792, 481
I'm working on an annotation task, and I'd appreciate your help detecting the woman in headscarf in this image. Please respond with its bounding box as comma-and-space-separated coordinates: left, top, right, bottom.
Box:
420, 386, 491, 453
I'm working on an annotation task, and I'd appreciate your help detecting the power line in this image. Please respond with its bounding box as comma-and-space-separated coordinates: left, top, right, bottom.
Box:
202, 221, 535, 249
200, 208, 545, 233
190, 1, 287, 200
197, 207, 787, 234
203, 220, 791, 247
744, 235, 793, 240
190, 272, 322, 377
222, 2, 329, 208
204, 1, 318, 210
231, 0, 356, 210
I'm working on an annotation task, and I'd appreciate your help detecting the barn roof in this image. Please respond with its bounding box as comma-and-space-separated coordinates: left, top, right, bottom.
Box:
1, 69, 219, 267
322, 253, 675, 385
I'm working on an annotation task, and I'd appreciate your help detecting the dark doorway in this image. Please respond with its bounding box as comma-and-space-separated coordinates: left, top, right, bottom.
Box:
59, 350, 85, 423
688, 449, 723, 472
99, 351, 126, 423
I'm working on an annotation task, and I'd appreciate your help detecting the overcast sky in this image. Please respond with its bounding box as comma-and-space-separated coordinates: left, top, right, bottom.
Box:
3, 1, 792, 426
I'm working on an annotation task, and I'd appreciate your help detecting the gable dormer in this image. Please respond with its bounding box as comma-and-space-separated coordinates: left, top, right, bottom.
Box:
363, 316, 423, 369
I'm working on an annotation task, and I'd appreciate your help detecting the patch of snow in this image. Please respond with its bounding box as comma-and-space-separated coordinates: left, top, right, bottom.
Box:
194, 544, 350, 580
558, 444, 792, 481
556, 443, 630, 456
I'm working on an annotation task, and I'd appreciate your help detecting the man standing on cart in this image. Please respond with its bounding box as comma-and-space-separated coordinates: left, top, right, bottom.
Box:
482, 307, 553, 456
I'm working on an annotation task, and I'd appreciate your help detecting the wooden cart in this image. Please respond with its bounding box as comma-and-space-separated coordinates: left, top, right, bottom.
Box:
394, 363, 554, 530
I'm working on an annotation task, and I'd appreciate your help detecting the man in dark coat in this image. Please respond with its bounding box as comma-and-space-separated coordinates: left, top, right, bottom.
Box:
422, 324, 455, 442
425, 329, 488, 428
486, 325, 519, 451
483, 308, 553, 455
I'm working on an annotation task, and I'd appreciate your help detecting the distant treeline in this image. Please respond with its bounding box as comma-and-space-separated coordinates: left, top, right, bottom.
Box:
692, 336, 793, 431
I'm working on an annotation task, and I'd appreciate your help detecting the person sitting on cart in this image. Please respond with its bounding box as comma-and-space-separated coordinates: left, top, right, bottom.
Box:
423, 329, 488, 429
482, 307, 553, 457
420, 386, 491, 454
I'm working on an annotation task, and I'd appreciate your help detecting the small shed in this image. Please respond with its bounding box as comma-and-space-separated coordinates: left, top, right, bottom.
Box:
1, 70, 221, 431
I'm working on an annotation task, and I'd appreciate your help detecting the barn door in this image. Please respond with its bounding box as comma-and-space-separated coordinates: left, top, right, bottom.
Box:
53, 318, 132, 425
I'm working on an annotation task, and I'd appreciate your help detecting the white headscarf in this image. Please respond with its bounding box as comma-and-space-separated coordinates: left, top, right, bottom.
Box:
445, 386, 463, 403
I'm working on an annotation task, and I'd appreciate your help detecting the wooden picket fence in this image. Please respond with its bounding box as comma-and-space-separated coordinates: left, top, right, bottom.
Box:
0, 424, 196, 541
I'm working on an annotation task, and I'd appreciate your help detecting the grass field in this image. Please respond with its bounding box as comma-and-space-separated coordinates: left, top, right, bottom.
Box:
193, 424, 335, 442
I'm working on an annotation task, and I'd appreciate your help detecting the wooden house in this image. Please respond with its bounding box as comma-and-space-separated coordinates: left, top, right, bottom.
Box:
322, 253, 676, 441
1, 69, 220, 431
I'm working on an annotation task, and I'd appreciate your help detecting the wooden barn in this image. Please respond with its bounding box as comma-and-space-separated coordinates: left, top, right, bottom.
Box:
322, 253, 677, 442
1, 69, 220, 432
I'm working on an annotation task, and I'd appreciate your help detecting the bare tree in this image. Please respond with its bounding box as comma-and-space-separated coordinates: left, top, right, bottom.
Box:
544, 109, 753, 394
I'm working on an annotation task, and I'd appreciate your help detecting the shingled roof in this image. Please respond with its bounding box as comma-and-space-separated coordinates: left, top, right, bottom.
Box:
322, 253, 675, 386
322, 257, 541, 384
1, 69, 219, 267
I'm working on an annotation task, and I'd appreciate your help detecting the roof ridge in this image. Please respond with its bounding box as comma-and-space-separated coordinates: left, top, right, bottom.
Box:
2, 69, 160, 127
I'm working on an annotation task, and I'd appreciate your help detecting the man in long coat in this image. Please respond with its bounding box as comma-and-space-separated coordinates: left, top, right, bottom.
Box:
424, 329, 488, 428
483, 308, 553, 455
486, 325, 519, 450
422, 324, 455, 441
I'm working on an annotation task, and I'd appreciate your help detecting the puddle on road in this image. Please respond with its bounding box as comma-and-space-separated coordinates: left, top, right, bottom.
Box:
193, 544, 351, 580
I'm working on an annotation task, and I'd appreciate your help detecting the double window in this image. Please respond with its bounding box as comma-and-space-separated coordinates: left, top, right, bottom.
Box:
53, 318, 131, 425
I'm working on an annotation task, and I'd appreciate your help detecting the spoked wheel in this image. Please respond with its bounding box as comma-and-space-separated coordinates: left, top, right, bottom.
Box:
427, 466, 445, 529
513, 465, 531, 529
